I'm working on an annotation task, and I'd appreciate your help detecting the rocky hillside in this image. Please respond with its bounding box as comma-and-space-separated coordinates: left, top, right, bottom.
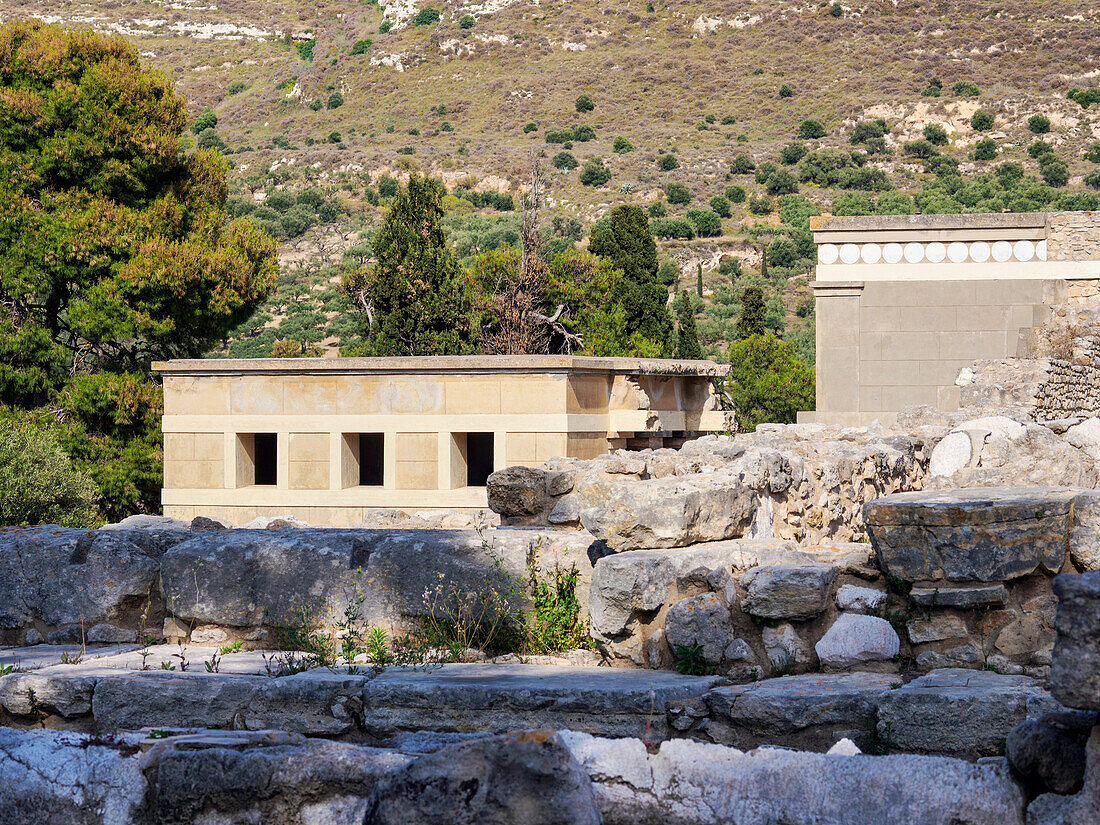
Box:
4, 0, 1100, 357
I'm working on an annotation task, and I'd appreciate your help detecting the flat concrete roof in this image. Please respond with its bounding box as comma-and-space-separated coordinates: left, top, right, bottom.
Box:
810, 212, 1049, 234
154, 355, 730, 377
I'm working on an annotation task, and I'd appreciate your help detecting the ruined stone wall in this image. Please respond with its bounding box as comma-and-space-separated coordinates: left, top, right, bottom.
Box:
1048, 211, 1100, 261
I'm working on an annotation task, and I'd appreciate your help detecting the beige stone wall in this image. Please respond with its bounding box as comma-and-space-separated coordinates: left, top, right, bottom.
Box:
1048, 212, 1100, 262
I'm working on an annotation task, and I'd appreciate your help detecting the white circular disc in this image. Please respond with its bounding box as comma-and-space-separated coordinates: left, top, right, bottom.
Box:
970, 241, 991, 263
992, 240, 1013, 262
860, 243, 882, 264
947, 242, 969, 263
926, 242, 947, 263
839, 243, 861, 264
883, 243, 903, 264
1037, 240, 1047, 261
1013, 240, 1035, 262
904, 242, 925, 263
818, 243, 839, 265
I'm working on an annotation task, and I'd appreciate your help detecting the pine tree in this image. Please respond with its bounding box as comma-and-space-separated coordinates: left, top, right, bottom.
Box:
674, 292, 703, 360
588, 204, 673, 354
736, 285, 767, 339
340, 174, 474, 355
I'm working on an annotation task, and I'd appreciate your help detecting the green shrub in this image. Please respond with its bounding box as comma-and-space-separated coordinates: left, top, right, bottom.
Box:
1027, 114, 1051, 134
748, 195, 773, 215
1028, 140, 1054, 158
850, 119, 887, 145
1053, 192, 1100, 211
765, 168, 798, 195
612, 136, 634, 153
754, 161, 779, 185
921, 78, 942, 97
658, 153, 679, 171
666, 182, 691, 204
377, 174, 399, 198
196, 128, 226, 151
952, 80, 980, 97
328, 131, 342, 144
780, 141, 808, 165
413, 7, 440, 25
779, 84, 793, 98
408, 127, 420, 135
1068, 88, 1100, 109
1085, 143, 1100, 164
650, 218, 695, 239
572, 124, 596, 142
545, 128, 573, 143
575, 94, 595, 113
798, 119, 826, 139
191, 108, 217, 133
523, 122, 538, 133
730, 154, 756, 174
648, 200, 666, 217
1085, 171, 1100, 190
309, 98, 323, 111
685, 209, 722, 237
923, 124, 949, 145
295, 38, 316, 62
1039, 155, 1069, 187
351, 38, 372, 55
578, 157, 611, 186
727, 333, 815, 430
0, 424, 98, 527
327, 92, 344, 109
227, 80, 247, 95
458, 14, 475, 28
396, 146, 415, 155
970, 110, 994, 131
903, 139, 938, 159
996, 162, 1025, 187
725, 184, 746, 203
720, 114, 736, 124
552, 151, 578, 170
379, 20, 393, 33
829, 2, 843, 17
441, 121, 453, 132
832, 191, 875, 216
709, 195, 732, 217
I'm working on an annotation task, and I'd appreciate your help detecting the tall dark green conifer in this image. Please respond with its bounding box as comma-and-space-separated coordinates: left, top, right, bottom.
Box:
674, 291, 703, 360
736, 285, 767, 339
340, 174, 474, 355
588, 204, 673, 355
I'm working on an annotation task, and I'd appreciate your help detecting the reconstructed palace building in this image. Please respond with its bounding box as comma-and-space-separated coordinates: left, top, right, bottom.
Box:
155, 356, 730, 525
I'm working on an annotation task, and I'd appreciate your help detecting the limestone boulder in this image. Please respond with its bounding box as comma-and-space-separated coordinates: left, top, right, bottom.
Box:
877, 668, 1047, 759
364, 731, 602, 825
91, 672, 269, 731
560, 732, 1027, 825
814, 614, 900, 669
741, 564, 837, 621
0, 727, 149, 825
486, 466, 551, 520
577, 473, 758, 550
835, 584, 887, 610
1052, 571, 1100, 711
1007, 710, 1097, 795
663, 593, 734, 664
864, 487, 1074, 583
1027, 727, 1100, 825
1069, 489, 1100, 571
761, 623, 814, 671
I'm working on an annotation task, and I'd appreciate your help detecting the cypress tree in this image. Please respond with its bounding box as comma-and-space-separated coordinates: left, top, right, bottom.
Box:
697, 263, 704, 297
674, 291, 703, 360
341, 174, 474, 355
588, 204, 673, 354
736, 285, 767, 339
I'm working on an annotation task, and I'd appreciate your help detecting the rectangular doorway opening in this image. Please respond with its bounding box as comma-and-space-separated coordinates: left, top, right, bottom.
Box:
358, 432, 384, 486
463, 432, 494, 487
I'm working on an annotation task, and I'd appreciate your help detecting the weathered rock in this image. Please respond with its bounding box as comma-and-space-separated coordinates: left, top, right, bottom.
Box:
1007, 710, 1097, 794
86, 623, 136, 643
1052, 570, 1100, 711
1027, 727, 1100, 825
588, 539, 799, 644
915, 643, 984, 670
663, 593, 733, 664
799, 543, 879, 579
0, 727, 149, 825
1069, 489, 1100, 571
761, 623, 813, 671
100, 514, 190, 531
836, 584, 887, 610
577, 473, 758, 550
364, 731, 602, 825
487, 466, 551, 519
362, 663, 727, 741
929, 431, 973, 478
561, 731, 1026, 825
701, 672, 898, 750
877, 668, 1047, 759
907, 616, 970, 644
741, 564, 837, 621
189, 515, 229, 532
910, 583, 1010, 607
242, 669, 370, 735
0, 667, 108, 717
547, 494, 580, 525
91, 672, 268, 731
865, 487, 1074, 583
815, 614, 900, 669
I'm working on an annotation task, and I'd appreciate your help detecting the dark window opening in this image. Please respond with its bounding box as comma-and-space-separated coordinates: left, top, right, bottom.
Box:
359, 432, 384, 486
254, 432, 278, 486
465, 432, 494, 487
